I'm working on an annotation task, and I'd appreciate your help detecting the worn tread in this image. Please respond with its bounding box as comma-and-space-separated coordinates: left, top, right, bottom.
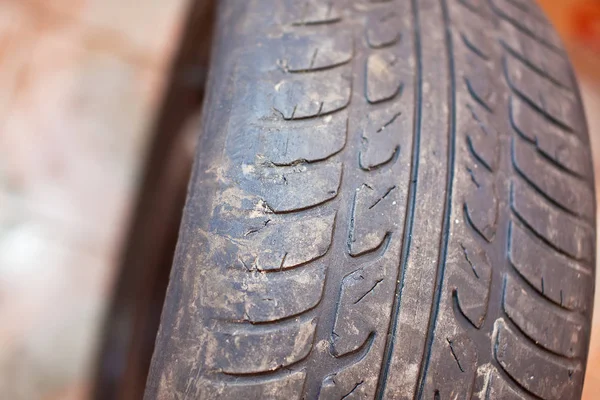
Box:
512, 135, 594, 220
494, 319, 584, 400
508, 221, 592, 312
503, 275, 586, 358
511, 178, 593, 263
208, 318, 317, 374
145, 0, 595, 399
509, 95, 591, 178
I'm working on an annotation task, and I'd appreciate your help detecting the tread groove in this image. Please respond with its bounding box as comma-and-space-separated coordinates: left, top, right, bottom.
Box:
461, 32, 490, 60
500, 40, 570, 91
465, 77, 494, 112
510, 201, 583, 263
488, 0, 564, 54
507, 96, 589, 180
502, 57, 576, 134
374, 0, 423, 396
501, 274, 585, 359
416, 0, 457, 396
511, 137, 592, 222
146, 0, 595, 398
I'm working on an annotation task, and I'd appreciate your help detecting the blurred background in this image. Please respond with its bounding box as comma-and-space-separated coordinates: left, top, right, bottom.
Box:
0, 1, 187, 398
0, 0, 598, 399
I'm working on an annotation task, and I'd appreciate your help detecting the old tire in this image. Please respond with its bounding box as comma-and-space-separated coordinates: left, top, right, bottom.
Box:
145, 0, 596, 399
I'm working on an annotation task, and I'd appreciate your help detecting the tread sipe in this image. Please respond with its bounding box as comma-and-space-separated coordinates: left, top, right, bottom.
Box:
145, 0, 596, 399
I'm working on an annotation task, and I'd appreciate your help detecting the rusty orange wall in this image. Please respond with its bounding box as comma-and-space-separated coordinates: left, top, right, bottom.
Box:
537, 0, 600, 80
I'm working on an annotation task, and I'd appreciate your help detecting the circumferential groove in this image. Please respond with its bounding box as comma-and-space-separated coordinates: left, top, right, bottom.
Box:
147, 0, 595, 398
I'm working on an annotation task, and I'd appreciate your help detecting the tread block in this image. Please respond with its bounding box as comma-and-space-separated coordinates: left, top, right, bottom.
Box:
500, 23, 571, 89
260, 113, 348, 165
494, 319, 583, 400
252, 162, 342, 212
201, 371, 306, 399
504, 53, 585, 134
465, 104, 499, 171
472, 367, 530, 400
428, 332, 478, 399
508, 221, 592, 312
489, 0, 563, 51
366, 51, 403, 104
502, 0, 547, 21
349, 183, 398, 256
464, 166, 498, 242
239, 213, 335, 271
359, 108, 406, 170
509, 95, 590, 177
512, 136, 594, 219
503, 275, 585, 358
319, 355, 374, 400
209, 318, 317, 374
464, 55, 497, 111
331, 259, 391, 356
287, 0, 342, 25
280, 32, 353, 72
459, 17, 491, 60
511, 179, 593, 263
366, 9, 401, 48
273, 68, 351, 119
203, 264, 326, 322
457, 0, 486, 14
453, 242, 492, 328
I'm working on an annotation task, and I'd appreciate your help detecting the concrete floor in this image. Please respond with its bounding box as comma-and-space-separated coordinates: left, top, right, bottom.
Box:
0, 1, 599, 399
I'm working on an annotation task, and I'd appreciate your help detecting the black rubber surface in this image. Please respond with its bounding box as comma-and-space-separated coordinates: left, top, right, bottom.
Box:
145, 0, 596, 398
